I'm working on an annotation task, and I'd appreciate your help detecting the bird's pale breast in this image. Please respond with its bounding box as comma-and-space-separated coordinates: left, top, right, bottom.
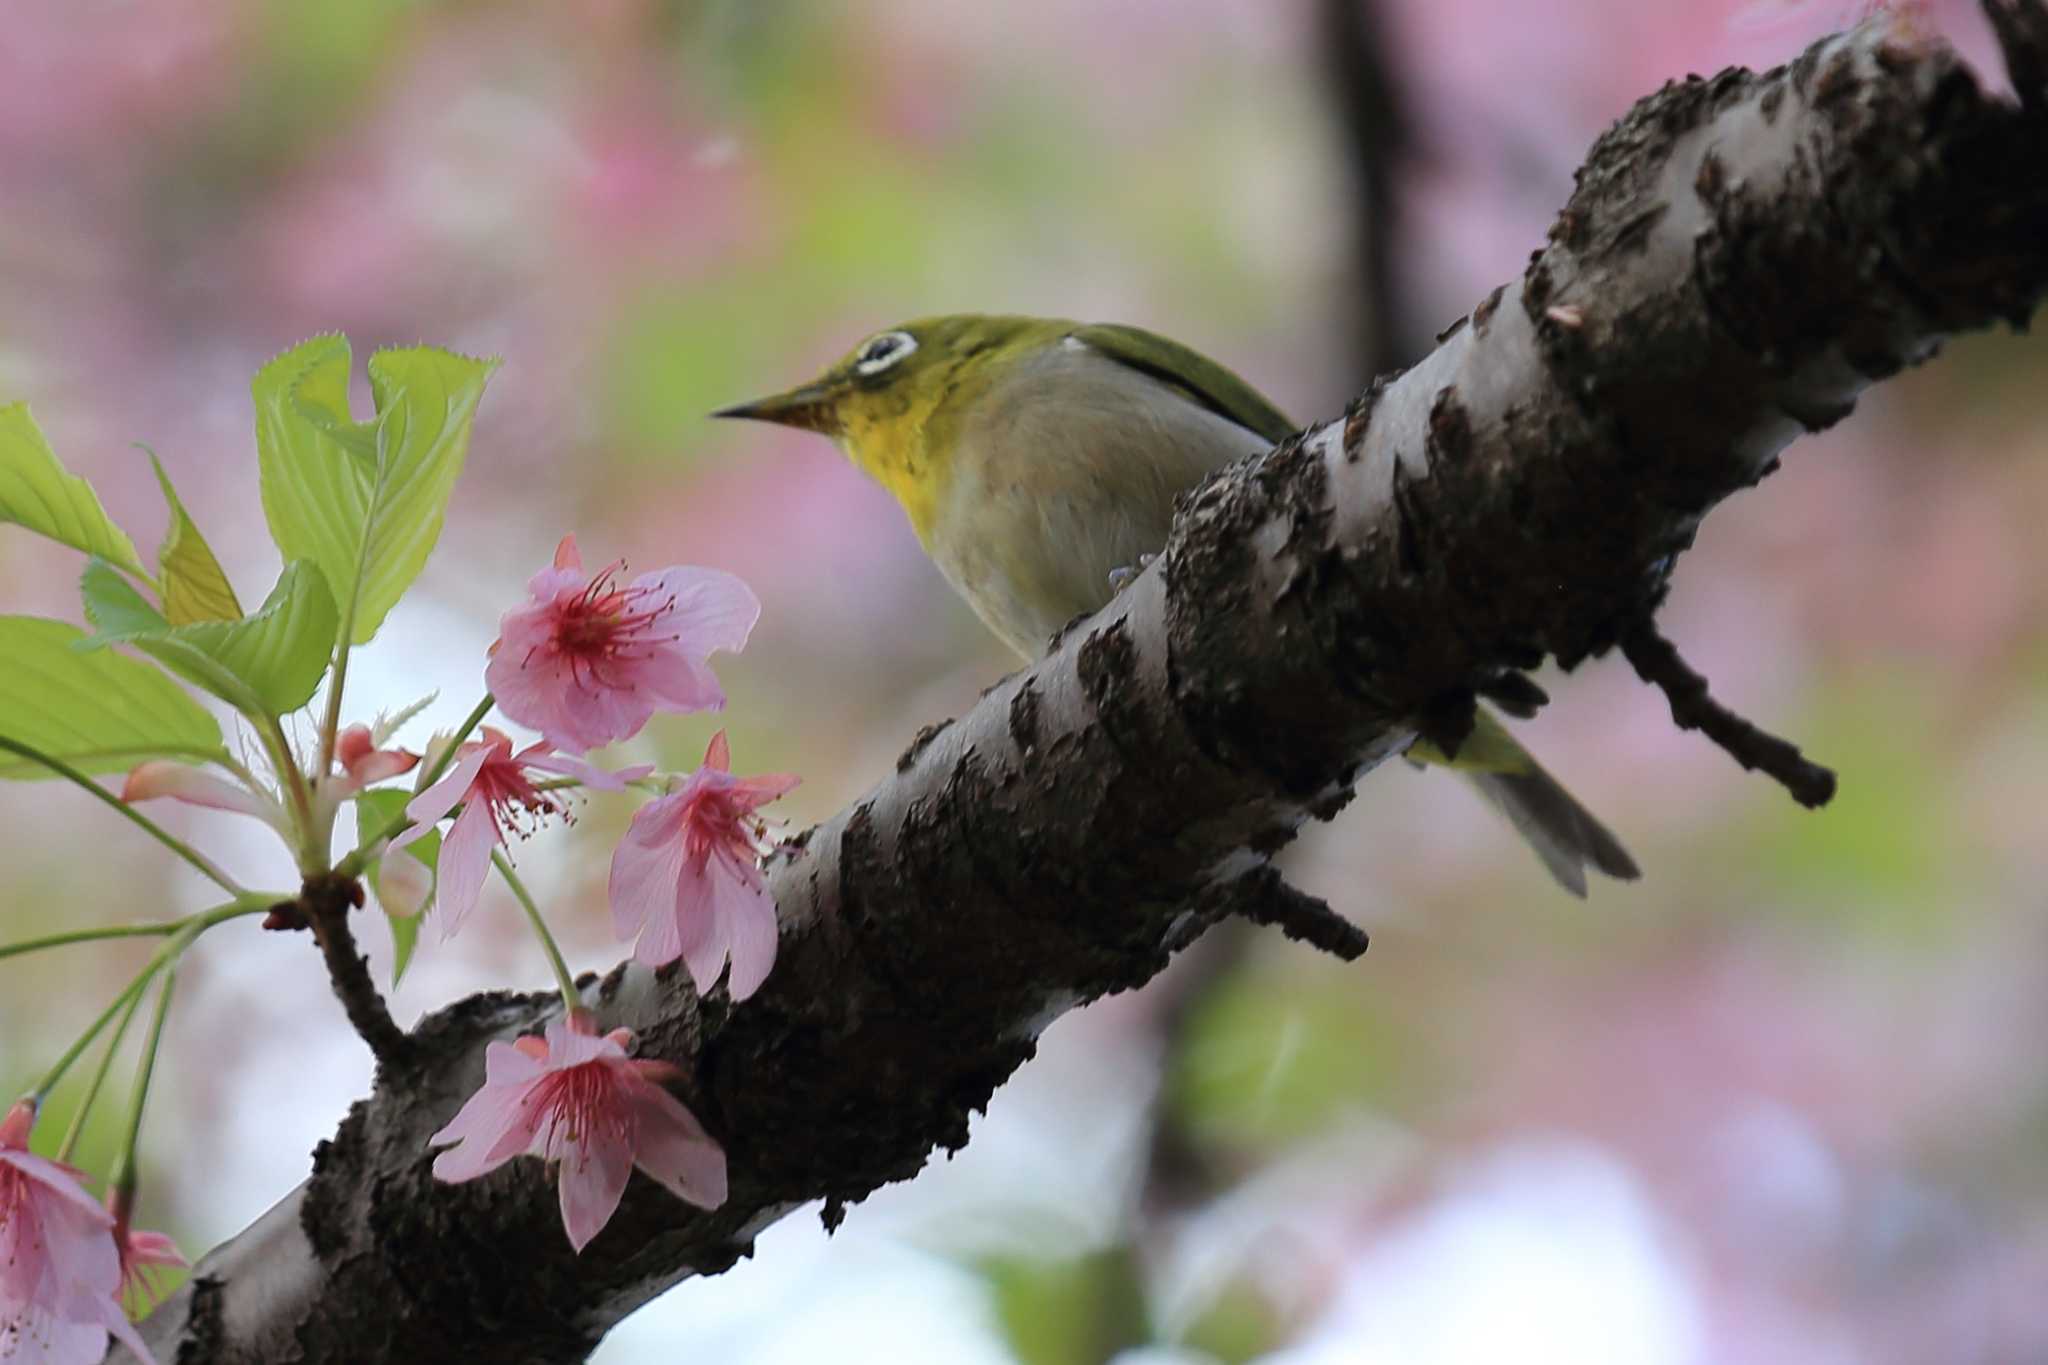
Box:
925, 339, 1270, 658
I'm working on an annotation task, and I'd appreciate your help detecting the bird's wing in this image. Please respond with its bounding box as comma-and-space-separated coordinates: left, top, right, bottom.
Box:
1071, 324, 1296, 445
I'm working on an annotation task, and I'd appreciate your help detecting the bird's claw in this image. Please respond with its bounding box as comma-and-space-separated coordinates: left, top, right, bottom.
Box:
1107, 553, 1155, 594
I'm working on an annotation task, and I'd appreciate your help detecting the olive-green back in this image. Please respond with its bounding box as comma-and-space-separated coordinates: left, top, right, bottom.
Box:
1072, 323, 1296, 445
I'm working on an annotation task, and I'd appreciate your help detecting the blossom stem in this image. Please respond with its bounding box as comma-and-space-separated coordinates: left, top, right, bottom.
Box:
425, 694, 497, 792
0, 737, 248, 897
491, 851, 582, 1012
337, 693, 494, 877
56, 983, 149, 1164
107, 959, 180, 1197
28, 897, 268, 1103
0, 919, 206, 962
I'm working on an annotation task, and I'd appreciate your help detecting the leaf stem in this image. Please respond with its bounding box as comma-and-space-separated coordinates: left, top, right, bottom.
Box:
491, 851, 582, 1012
0, 738, 248, 896
316, 640, 352, 780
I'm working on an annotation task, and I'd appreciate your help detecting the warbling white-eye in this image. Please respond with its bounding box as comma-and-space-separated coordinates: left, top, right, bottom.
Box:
717, 315, 1637, 894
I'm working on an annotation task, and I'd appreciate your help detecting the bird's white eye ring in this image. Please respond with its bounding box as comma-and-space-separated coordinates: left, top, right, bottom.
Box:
855, 330, 917, 376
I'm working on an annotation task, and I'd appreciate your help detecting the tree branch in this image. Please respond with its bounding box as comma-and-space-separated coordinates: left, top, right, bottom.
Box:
1621, 619, 1838, 806
301, 875, 417, 1074
127, 12, 2048, 1362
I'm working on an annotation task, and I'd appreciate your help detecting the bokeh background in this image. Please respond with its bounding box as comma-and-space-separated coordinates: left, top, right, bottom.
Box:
3, 1, 2044, 1361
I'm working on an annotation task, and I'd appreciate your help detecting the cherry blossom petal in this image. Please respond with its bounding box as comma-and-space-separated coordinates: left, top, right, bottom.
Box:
608, 793, 688, 943
716, 880, 779, 1003
485, 1035, 553, 1088
637, 857, 716, 973
431, 802, 497, 940
630, 655, 729, 715
394, 744, 494, 845
101, 1297, 157, 1364
626, 1080, 728, 1209
674, 856, 737, 993
119, 1230, 185, 1271
519, 747, 649, 792
734, 771, 802, 805
431, 1044, 551, 1182
637, 566, 760, 656
0, 1151, 114, 1225
122, 762, 283, 825
345, 747, 418, 789
556, 1130, 634, 1254
540, 1017, 623, 1069
374, 845, 433, 918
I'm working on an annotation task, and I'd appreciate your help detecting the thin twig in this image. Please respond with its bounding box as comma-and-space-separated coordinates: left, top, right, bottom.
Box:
1621, 620, 1837, 808
1221, 864, 1370, 960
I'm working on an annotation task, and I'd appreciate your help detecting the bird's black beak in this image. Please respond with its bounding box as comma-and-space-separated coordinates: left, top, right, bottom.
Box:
711, 383, 841, 436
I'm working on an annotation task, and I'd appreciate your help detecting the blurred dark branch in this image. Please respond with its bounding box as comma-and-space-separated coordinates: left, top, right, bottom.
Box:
1320, 0, 1415, 375
126, 10, 2048, 1362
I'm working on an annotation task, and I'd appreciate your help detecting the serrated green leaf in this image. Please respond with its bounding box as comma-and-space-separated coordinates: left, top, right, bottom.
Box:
148, 452, 241, 625
80, 557, 172, 636
357, 787, 435, 986
254, 336, 497, 646
0, 403, 151, 579
0, 616, 222, 780
80, 560, 265, 715
81, 557, 340, 717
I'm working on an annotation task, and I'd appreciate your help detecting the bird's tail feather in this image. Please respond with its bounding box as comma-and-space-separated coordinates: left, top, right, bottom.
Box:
1465, 765, 1640, 897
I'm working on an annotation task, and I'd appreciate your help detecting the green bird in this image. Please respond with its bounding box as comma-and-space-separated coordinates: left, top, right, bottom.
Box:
718, 314, 1637, 894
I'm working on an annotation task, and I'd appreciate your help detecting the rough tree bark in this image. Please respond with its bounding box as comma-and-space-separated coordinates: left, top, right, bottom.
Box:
127, 8, 2048, 1362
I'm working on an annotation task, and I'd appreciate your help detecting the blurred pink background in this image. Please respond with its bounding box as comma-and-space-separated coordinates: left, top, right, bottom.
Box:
1, 2, 2043, 1361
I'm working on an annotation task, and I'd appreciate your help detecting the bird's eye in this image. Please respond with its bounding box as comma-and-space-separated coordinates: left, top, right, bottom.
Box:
854, 330, 917, 376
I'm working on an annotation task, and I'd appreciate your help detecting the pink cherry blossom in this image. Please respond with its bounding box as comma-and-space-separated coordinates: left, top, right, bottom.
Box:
607, 732, 798, 1000
486, 534, 760, 754
332, 723, 419, 792
107, 1191, 185, 1315
390, 727, 649, 940
429, 1014, 727, 1252
123, 761, 291, 835
124, 722, 419, 846
0, 1101, 158, 1365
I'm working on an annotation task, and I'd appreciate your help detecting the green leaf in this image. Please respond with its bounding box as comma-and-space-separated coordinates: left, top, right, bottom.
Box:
254, 336, 498, 646
1169, 963, 1408, 1147
1179, 1280, 1281, 1364
0, 616, 222, 780
357, 787, 434, 986
148, 451, 242, 625
981, 1247, 1150, 1365
81, 557, 340, 717
0, 403, 151, 580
